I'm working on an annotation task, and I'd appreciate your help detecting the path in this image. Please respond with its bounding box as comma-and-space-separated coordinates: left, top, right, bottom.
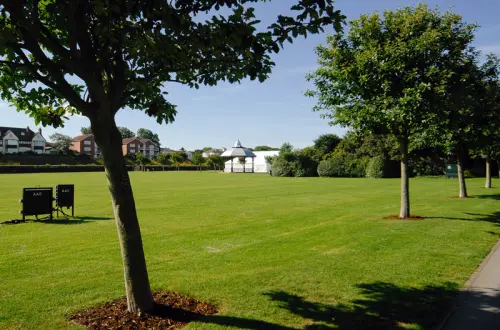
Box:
442, 241, 500, 330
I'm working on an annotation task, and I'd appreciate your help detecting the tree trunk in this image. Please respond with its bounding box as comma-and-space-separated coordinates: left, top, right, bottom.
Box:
91, 115, 154, 313
485, 159, 492, 188
497, 160, 500, 179
399, 137, 410, 219
457, 155, 468, 198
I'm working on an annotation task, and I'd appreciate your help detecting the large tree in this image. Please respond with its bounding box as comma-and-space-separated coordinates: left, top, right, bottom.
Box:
136, 128, 160, 146
49, 132, 73, 153
0, 0, 343, 313
307, 4, 476, 218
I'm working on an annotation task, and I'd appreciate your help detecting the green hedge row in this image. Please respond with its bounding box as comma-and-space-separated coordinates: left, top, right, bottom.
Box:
0, 165, 134, 174
142, 165, 213, 171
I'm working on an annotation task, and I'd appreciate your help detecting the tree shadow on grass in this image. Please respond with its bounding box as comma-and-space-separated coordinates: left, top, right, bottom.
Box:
425, 212, 500, 226
150, 304, 295, 330
264, 282, 463, 329
474, 194, 500, 201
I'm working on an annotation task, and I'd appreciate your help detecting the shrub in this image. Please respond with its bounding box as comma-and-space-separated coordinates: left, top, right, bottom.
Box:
292, 154, 318, 177
317, 155, 345, 177
270, 157, 294, 177
366, 156, 386, 178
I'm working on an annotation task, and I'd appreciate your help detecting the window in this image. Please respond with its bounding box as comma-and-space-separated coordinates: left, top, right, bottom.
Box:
84, 140, 91, 145
33, 141, 44, 146
21, 132, 25, 136
84, 147, 91, 152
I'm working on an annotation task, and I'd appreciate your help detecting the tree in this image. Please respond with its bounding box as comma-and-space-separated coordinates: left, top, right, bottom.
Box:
206, 155, 224, 170
137, 128, 160, 146
170, 152, 184, 170
307, 4, 476, 218
135, 152, 150, 170
0, 0, 343, 313
191, 152, 204, 170
49, 133, 73, 153
280, 142, 294, 154
253, 145, 279, 151
81, 126, 92, 135
118, 127, 135, 139
313, 134, 341, 159
468, 55, 500, 189
155, 153, 168, 165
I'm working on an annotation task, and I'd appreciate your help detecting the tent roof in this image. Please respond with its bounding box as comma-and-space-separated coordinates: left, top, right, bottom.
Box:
221, 140, 256, 158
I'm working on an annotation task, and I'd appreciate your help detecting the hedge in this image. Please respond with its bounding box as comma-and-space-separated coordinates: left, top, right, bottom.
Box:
0, 165, 134, 174
142, 165, 212, 171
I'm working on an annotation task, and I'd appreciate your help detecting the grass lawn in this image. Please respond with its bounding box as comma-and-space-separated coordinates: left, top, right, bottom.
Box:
1, 172, 499, 329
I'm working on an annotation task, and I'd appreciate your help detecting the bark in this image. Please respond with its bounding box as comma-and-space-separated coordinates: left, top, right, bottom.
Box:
456, 155, 468, 198
91, 112, 154, 313
485, 159, 492, 188
497, 160, 500, 179
399, 137, 410, 219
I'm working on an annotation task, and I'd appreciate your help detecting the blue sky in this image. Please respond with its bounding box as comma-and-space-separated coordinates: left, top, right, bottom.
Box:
1, 0, 499, 151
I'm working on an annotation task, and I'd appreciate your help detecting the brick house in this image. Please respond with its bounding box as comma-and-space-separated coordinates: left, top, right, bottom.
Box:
139, 139, 160, 158
122, 137, 143, 156
71, 134, 101, 158
0, 126, 46, 154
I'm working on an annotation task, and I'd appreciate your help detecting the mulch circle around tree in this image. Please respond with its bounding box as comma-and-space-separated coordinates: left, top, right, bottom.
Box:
385, 215, 426, 220
69, 291, 218, 330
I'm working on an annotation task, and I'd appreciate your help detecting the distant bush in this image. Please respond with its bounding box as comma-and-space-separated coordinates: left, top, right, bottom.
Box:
366, 156, 386, 178
0, 165, 134, 174
318, 155, 345, 177
292, 154, 318, 177
270, 157, 295, 177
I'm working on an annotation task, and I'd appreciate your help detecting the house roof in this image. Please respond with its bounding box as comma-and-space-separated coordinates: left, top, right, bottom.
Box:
160, 147, 176, 153
122, 137, 141, 145
73, 134, 93, 142
0, 126, 38, 142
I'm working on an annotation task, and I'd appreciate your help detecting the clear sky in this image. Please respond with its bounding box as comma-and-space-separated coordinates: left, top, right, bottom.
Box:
1, 0, 499, 151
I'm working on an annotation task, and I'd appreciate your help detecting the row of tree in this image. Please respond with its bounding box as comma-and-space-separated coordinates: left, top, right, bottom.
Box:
306, 4, 500, 218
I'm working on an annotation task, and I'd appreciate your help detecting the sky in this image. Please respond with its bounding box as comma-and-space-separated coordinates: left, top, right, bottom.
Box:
1, 0, 499, 151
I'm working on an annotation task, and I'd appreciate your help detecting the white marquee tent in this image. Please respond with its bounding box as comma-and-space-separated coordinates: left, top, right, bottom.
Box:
223, 149, 279, 173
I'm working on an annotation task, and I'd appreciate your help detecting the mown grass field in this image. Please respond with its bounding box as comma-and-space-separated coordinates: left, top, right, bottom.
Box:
1, 172, 499, 329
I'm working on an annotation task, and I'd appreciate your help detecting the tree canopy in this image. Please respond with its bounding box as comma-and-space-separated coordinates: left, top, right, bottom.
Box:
49, 132, 73, 153
136, 128, 160, 146
80, 125, 135, 139
253, 145, 279, 151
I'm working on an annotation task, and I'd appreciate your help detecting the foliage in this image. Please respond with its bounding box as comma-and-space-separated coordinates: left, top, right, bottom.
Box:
317, 156, 345, 177
137, 128, 160, 146
49, 133, 74, 153
313, 134, 341, 160
155, 153, 168, 165
170, 153, 184, 167
135, 152, 150, 166
366, 156, 387, 178
318, 152, 368, 177
280, 142, 294, 154
118, 127, 135, 139
206, 155, 224, 170
271, 149, 317, 177
253, 145, 279, 151
81, 127, 92, 135
191, 152, 204, 166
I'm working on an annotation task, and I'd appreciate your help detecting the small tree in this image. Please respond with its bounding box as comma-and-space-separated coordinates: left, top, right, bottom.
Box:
155, 153, 168, 165
280, 142, 294, 154
0, 0, 343, 312
191, 152, 204, 171
49, 133, 74, 153
207, 155, 224, 171
170, 152, 184, 170
313, 134, 341, 159
307, 4, 476, 217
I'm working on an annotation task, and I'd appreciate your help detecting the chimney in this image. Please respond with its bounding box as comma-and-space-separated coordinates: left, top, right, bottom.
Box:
39, 127, 42, 135
26, 126, 29, 133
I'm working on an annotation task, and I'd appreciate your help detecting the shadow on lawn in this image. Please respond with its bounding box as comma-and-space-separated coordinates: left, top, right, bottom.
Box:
425, 212, 500, 226
263, 282, 465, 330
475, 193, 500, 201
0, 216, 113, 225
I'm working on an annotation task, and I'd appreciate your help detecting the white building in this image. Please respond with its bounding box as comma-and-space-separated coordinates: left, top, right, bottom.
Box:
222, 140, 279, 173
0, 126, 46, 154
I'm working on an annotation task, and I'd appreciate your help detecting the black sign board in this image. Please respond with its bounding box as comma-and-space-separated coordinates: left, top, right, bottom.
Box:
56, 184, 75, 216
21, 187, 53, 220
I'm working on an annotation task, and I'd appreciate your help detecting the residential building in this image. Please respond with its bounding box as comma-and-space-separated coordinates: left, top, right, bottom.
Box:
139, 139, 160, 159
71, 134, 100, 158
122, 137, 143, 156
0, 126, 46, 154
202, 148, 226, 158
